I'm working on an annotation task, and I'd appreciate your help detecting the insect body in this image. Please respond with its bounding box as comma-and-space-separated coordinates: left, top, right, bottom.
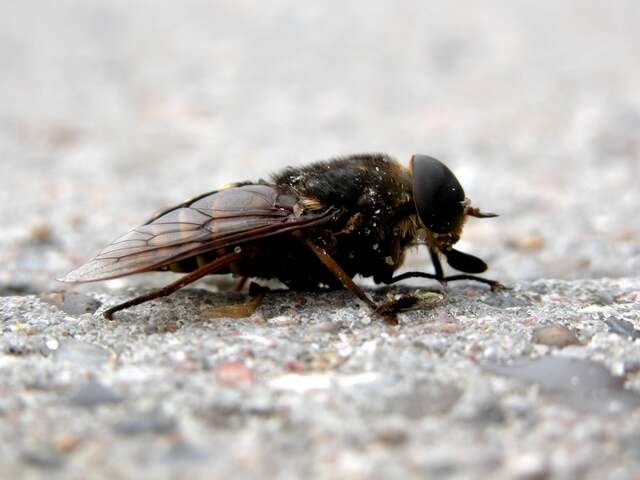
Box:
62, 154, 503, 318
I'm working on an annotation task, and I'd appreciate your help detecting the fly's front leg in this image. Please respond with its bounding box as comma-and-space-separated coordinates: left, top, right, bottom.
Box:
385, 248, 506, 291
429, 248, 444, 281
386, 272, 505, 291
441, 274, 506, 291
382, 248, 446, 285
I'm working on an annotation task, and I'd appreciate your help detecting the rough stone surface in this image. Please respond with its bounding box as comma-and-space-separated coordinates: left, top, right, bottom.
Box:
1, 1, 639, 479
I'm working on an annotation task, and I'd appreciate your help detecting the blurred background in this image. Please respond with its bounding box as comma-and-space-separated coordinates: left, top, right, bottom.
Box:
1, 0, 639, 295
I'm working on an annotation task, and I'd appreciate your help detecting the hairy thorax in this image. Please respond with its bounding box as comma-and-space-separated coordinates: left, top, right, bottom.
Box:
270, 154, 419, 285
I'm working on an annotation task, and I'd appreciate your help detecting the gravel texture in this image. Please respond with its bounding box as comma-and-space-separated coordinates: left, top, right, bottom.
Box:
1, 1, 639, 479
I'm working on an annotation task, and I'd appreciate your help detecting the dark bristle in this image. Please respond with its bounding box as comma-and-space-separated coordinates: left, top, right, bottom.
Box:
272, 153, 403, 208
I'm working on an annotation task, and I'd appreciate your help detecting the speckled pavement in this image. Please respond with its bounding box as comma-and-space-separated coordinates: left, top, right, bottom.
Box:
1, 1, 639, 478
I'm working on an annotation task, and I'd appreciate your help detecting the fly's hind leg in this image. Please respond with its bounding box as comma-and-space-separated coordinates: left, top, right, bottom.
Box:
103, 250, 245, 319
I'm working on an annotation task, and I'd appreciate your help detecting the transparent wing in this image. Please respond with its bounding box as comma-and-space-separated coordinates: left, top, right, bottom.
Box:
62, 185, 336, 282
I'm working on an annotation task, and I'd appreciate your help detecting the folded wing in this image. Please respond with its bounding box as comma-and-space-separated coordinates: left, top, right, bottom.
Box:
62, 185, 336, 282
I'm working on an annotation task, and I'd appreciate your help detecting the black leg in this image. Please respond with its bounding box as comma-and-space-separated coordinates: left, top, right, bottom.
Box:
429, 248, 444, 279
384, 271, 505, 291
439, 274, 506, 291
103, 250, 245, 319
386, 247, 505, 290
384, 271, 440, 284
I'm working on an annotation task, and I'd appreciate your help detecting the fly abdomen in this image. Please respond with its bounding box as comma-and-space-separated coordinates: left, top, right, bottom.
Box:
167, 252, 223, 273
167, 257, 199, 273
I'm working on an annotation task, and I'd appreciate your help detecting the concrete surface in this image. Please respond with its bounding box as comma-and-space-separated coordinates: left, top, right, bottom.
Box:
1, 1, 639, 478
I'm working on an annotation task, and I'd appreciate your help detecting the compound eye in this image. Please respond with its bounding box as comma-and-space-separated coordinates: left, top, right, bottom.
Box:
411, 155, 465, 234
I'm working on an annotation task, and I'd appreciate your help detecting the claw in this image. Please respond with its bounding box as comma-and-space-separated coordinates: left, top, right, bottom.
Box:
375, 291, 444, 318
376, 294, 420, 316
490, 282, 510, 292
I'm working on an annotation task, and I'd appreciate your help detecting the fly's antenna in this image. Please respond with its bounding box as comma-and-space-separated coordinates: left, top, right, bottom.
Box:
465, 205, 498, 218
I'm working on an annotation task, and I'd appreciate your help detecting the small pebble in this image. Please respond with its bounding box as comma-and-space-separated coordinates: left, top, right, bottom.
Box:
386, 382, 462, 419
591, 292, 615, 305
505, 452, 548, 480
67, 381, 123, 408
486, 357, 640, 415
40, 291, 102, 315
113, 413, 176, 436
532, 324, 581, 348
375, 420, 410, 445
510, 233, 545, 251
310, 320, 342, 334
163, 442, 209, 464
29, 223, 54, 244
45, 337, 60, 351
606, 318, 640, 340
52, 340, 114, 367
307, 351, 345, 371
55, 434, 83, 453
267, 315, 297, 326
21, 445, 64, 469
0, 283, 38, 296
214, 362, 256, 388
